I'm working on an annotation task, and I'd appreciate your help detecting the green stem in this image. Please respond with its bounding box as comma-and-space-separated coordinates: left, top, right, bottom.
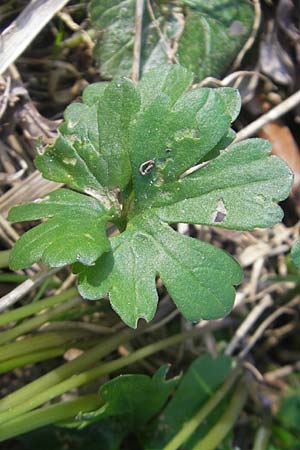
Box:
0, 329, 134, 414
252, 425, 272, 450
0, 347, 66, 374
0, 273, 27, 283
0, 394, 103, 441
0, 330, 89, 362
31, 278, 52, 303
0, 287, 77, 327
191, 381, 248, 450
0, 297, 81, 345
0, 328, 199, 424
162, 368, 241, 450
0, 250, 10, 268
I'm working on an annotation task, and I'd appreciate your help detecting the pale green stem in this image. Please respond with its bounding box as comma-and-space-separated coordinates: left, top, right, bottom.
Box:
191, 381, 248, 450
0, 394, 103, 441
162, 368, 241, 450
0, 330, 89, 362
0, 329, 134, 414
0, 287, 77, 326
0, 250, 10, 268
0, 347, 65, 374
0, 274, 27, 283
0, 297, 81, 344
0, 328, 199, 424
252, 425, 272, 450
31, 278, 52, 303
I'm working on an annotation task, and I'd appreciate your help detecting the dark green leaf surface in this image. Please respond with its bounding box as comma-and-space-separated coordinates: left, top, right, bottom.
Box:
92, 365, 177, 429
68, 354, 231, 450
269, 391, 300, 450
18, 424, 123, 450
291, 239, 300, 269
90, 0, 181, 79
90, 0, 254, 81
9, 65, 293, 327
78, 213, 242, 327
36, 78, 139, 193
60, 355, 230, 449
155, 139, 292, 230
8, 190, 111, 269
177, 0, 254, 80
144, 354, 232, 449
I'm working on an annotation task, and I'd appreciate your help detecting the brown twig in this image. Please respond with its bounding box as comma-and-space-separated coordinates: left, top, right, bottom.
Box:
238, 296, 300, 359
0, 268, 61, 312
132, 0, 144, 83
232, 0, 262, 70
0, 0, 70, 75
225, 295, 273, 355
235, 88, 300, 141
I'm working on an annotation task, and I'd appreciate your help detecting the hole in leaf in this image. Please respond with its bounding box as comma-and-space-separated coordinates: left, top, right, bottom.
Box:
212, 199, 227, 223
228, 20, 246, 36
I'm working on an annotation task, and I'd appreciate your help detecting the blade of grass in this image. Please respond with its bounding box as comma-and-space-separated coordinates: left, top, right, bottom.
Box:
0, 328, 200, 424
0, 287, 77, 326
0, 347, 66, 374
0, 329, 134, 414
191, 381, 248, 450
162, 368, 241, 450
0, 267, 61, 313
0, 330, 90, 362
0, 394, 103, 441
0, 297, 81, 345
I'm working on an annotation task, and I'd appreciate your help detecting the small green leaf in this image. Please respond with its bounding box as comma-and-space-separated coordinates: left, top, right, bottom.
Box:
277, 392, 300, 432
177, 0, 254, 80
291, 239, 300, 269
90, 0, 136, 78
95, 366, 177, 428
144, 354, 232, 449
90, 0, 181, 79
8, 190, 112, 269
90, 0, 254, 81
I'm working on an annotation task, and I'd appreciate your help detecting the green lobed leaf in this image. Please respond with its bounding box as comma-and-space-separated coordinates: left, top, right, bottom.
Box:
59, 355, 231, 449
36, 78, 139, 193
177, 0, 254, 80
9, 64, 293, 327
90, 0, 254, 81
67, 358, 230, 450
8, 190, 112, 269
90, 0, 182, 79
155, 139, 292, 230
90, 365, 178, 429
128, 85, 241, 205
78, 213, 242, 328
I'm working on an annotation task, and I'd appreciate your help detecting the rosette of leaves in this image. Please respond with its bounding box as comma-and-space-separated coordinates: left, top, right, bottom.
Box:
8, 65, 293, 327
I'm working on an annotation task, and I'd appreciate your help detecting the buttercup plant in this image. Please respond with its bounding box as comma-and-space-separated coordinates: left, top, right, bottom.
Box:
8, 64, 293, 327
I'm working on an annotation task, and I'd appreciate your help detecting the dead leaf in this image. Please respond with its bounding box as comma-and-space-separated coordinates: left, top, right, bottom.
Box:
259, 121, 300, 193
